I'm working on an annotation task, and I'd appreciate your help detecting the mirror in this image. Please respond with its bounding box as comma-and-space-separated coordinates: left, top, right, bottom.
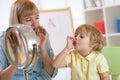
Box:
4, 24, 40, 80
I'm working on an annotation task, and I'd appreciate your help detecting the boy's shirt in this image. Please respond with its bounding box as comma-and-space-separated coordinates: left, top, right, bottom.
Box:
66, 50, 109, 80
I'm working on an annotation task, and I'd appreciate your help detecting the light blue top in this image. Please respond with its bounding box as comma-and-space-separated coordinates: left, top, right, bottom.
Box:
0, 31, 57, 80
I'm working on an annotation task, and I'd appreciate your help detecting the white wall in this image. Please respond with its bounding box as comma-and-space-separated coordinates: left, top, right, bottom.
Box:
0, 0, 15, 32
0, 0, 84, 80
37, 0, 85, 29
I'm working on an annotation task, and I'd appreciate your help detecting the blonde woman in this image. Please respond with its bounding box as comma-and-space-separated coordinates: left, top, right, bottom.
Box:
0, 0, 57, 80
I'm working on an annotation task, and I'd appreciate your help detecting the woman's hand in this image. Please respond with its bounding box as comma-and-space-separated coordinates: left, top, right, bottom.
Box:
33, 26, 47, 49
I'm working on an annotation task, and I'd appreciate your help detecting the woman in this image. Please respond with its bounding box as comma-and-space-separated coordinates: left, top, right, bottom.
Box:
0, 0, 57, 80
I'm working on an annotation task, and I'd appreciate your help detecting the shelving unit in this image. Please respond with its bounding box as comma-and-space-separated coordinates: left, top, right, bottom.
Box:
83, 0, 120, 47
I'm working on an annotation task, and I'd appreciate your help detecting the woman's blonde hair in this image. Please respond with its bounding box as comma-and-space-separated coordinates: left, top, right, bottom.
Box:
75, 24, 104, 53
9, 0, 39, 25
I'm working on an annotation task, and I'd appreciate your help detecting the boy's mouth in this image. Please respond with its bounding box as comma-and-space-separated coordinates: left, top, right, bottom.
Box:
73, 41, 76, 46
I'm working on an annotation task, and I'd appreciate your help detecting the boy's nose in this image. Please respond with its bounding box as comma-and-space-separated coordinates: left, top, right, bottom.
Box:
75, 36, 79, 40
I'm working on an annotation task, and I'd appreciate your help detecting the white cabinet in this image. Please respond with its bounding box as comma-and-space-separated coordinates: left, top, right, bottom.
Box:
83, 0, 120, 47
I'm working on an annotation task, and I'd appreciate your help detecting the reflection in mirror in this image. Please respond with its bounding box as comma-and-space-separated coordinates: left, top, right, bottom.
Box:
5, 27, 27, 67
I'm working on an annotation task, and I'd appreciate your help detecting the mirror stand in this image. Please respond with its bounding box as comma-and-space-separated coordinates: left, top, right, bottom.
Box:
24, 71, 29, 80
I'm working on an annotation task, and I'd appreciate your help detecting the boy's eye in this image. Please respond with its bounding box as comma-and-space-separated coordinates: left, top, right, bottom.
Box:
74, 35, 77, 37
75, 34, 84, 38
79, 35, 84, 38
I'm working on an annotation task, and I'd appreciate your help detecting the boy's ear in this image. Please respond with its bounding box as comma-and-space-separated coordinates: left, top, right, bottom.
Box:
90, 42, 97, 49
89, 42, 95, 47
92, 43, 99, 51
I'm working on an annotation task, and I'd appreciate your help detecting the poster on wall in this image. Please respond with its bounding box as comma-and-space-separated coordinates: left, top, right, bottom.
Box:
39, 7, 74, 54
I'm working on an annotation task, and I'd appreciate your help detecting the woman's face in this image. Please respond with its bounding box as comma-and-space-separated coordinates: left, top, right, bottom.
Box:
20, 14, 40, 29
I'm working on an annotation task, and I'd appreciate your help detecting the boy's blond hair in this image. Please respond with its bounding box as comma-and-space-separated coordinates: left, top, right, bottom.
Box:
9, 0, 39, 25
75, 24, 104, 53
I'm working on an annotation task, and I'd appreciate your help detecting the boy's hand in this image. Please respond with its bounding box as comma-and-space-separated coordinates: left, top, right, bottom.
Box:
66, 36, 74, 50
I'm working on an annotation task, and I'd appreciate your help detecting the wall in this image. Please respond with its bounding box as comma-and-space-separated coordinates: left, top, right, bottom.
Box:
0, 0, 15, 32
37, 0, 85, 29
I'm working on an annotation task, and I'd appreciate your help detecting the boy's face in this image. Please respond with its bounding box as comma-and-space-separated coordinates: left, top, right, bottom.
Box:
20, 13, 40, 29
73, 33, 91, 52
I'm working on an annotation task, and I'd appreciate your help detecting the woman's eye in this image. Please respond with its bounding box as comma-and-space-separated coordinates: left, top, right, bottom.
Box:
36, 15, 39, 20
36, 17, 39, 20
26, 19, 32, 22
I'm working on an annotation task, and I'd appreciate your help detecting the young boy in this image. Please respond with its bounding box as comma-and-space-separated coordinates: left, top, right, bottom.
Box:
53, 24, 110, 80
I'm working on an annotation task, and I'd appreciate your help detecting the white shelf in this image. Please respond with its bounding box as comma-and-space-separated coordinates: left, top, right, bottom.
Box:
83, 0, 120, 47
107, 33, 120, 36
84, 7, 103, 12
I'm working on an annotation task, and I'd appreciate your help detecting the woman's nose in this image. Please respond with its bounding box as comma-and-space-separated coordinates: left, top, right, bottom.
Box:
31, 20, 39, 28
31, 21, 37, 27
